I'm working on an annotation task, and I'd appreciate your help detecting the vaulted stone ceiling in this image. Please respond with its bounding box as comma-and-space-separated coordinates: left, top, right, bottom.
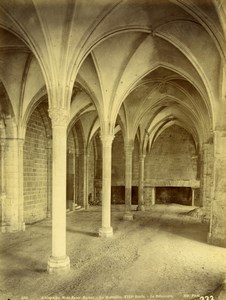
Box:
0, 0, 225, 147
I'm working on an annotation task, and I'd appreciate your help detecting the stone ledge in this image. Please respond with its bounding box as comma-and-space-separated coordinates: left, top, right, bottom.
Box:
144, 179, 200, 188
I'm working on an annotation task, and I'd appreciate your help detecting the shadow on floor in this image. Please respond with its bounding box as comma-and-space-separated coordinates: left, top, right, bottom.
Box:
66, 228, 98, 237
135, 211, 209, 244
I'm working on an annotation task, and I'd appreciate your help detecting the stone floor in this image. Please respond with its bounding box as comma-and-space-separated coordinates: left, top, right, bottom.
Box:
0, 204, 226, 300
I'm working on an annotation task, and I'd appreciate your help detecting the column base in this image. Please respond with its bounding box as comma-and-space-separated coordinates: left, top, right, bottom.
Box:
5, 222, 25, 232
144, 204, 152, 211
47, 255, 70, 274
99, 226, 113, 237
68, 200, 75, 211
207, 232, 226, 248
123, 212, 134, 221
137, 205, 145, 211
19, 222, 26, 231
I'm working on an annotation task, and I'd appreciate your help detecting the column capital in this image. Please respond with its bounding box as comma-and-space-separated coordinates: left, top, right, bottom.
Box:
48, 107, 69, 127
213, 129, 226, 136
139, 154, 146, 160
100, 134, 114, 146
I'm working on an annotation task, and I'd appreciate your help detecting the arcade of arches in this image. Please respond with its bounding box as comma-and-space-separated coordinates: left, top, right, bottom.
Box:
0, 0, 226, 297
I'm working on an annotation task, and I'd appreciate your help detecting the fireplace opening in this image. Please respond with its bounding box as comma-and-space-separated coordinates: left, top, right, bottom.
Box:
111, 186, 138, 205
155, 187, 192, 206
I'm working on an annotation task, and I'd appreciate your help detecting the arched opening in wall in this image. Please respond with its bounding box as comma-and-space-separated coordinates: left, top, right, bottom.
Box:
92, 130, 102, 206
111, 130, 125, 205
0, 81, 16, 138
144, 124, 200, 207
132, 135, 140, 205
87, 134, 95, 207
66, 118, 86, 210
0, 80, 16, 143
66, 129, 76, 211
90, 126, 139, 207
23, 99, 52, 224
0, 81, 14, 120
155, 187, 192, 205
0, 81, 16, 230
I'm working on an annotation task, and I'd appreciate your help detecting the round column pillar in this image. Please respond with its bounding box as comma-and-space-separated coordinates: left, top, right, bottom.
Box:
18, 139, 25, 231
83, 148, 90, 210
0, 139, 6, 232
208, 129, 226, 247
47, 137, 52, 218
191, 188, 195, 206
138, 154, 145, 211
47, 108, 70, 274
99, 134, 114, 237
123, 144, 134, 220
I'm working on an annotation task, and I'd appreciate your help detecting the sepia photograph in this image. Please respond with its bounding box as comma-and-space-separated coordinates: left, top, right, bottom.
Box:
0, 0, 226, 299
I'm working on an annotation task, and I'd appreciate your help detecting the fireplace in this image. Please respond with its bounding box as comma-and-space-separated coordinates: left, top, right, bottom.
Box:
111, 186, 138, 205
155, 187, 192, 206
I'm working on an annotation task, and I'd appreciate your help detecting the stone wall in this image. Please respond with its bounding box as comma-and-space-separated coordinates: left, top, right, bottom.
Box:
112, 132, 139, 186
23, 105, 50, 223
67, 131, 75, 209
200, 142, 214, 218
132, 137, 139, 186
143, 125, 199, 208
111, 131, 140, 204
112, 131, 125, 186
88, 142, 95, 203
145, 125, 197, 180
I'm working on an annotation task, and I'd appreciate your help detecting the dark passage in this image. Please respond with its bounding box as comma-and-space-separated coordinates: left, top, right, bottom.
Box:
111, 186, 138, 205
155, 187, 192, 206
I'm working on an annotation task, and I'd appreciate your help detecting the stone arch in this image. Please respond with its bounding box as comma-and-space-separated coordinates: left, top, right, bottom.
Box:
21, 86, 47, 137
0, 81, 17, 139
72, 19, 220, 127
144, 124, 200, 207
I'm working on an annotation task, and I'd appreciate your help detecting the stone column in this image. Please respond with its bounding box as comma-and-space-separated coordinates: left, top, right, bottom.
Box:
200, 142, 213, 218
0, 139, 6, 232
151, 187, 155, 205
71, 150, 76, 211
99, 134, 114, 237
196, 153, 201, 180
138, 154, 145, 211
4, 138, 25, 232
18, 139, 25, 231
47, 138, 52, 218
47, 108, 70, 274
123, 144, 134, 220
208, 130, 226, 247
77, 151, 85, 207
72, 150, 76, 208
83, 148, 89, 210
191, 188, 195, 206
67, 150, 75, 211
74, 150, 79, 206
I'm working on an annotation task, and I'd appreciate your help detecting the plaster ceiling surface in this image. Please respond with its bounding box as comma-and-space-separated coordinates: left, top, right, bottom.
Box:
0, 0, 225, 146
